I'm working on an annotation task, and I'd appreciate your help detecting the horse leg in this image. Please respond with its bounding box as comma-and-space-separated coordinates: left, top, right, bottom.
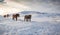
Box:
28, 19, 30, 22
16, 17, 17, 21
13, 17, 14, 20
26, 19, 28, 22
30, 19, 31, 22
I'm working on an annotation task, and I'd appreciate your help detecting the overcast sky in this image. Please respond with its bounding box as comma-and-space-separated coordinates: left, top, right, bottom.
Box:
13, 0, 60, 13
0, 0, 60, 15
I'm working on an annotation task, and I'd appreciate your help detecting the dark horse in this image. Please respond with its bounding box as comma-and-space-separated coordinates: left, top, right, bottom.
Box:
12, 14, 20, 21
24, 15, 32, 22
3, 14, 9, 18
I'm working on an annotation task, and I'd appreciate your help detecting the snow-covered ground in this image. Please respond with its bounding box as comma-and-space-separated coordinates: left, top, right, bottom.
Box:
0, 11, 60, 35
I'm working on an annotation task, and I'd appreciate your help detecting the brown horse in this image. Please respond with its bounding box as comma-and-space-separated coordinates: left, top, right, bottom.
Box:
12, 14, 20, 21
4, 15, 6, 18
3, 14, 9, 18
24, 15, 32, 22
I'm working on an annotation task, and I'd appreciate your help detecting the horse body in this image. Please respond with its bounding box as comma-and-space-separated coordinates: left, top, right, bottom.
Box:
12, 14, 20, 21
24, 15, 32, 22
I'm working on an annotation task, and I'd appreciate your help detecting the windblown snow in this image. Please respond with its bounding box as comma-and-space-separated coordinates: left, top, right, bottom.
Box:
0, 11, 60, 35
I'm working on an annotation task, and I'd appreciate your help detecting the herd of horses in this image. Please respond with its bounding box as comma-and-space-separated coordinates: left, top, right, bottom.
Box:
3, 14, 32, 22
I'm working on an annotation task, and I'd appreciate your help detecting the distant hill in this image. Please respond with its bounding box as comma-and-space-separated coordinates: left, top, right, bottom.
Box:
19, 11, 48, 14
18, 11, 60, 17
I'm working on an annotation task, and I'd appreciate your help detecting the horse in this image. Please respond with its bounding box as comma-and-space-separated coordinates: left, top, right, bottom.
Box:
3, 15, 6, 18
24, 15, 32, 22
7, 14, 9, 17
12, 14, 20, 21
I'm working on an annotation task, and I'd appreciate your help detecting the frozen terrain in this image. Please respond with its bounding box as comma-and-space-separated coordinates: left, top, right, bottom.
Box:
0, 11, 60, 35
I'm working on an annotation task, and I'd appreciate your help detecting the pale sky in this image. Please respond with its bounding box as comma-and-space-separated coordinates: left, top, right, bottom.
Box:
0, 0, 31, 15
0, 0, 60, 15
